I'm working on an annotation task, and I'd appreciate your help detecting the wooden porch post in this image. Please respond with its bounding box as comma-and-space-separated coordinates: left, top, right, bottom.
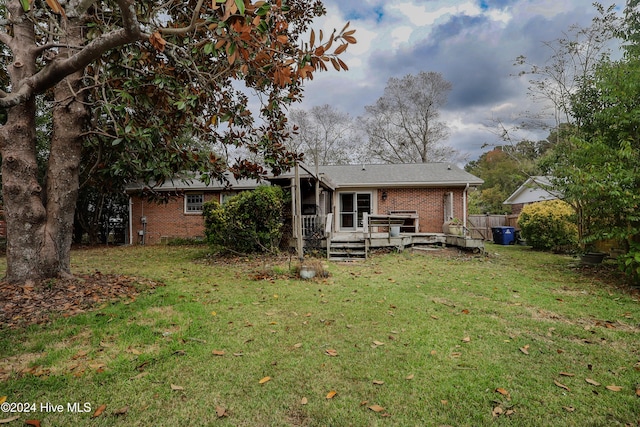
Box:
294, 162, 304, 261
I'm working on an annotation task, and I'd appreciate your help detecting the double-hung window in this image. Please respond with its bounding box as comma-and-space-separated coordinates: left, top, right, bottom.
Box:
185, 193, 204, 213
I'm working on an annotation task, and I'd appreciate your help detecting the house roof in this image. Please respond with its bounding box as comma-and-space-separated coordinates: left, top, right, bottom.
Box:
125, 172, 262, 192
503, 176, 562, 205
126, 163, 483, 193
315, 163, 483, 188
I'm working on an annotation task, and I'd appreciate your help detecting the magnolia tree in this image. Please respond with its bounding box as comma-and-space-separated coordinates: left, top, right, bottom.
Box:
0, 0, 355, 284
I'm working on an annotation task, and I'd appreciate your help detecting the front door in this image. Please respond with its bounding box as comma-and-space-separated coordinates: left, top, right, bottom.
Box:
340, 192, 371, 230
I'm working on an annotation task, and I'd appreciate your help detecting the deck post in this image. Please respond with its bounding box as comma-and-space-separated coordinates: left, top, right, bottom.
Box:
294, 162, 304, 261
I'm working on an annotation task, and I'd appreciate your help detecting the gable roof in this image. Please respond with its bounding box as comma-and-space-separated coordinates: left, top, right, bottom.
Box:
503, 176, 562, 205
316, 163, 483, 188
126, 163, 483, 193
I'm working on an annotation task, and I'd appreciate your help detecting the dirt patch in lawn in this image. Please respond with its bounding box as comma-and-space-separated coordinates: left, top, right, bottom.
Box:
0, 272, 163, 329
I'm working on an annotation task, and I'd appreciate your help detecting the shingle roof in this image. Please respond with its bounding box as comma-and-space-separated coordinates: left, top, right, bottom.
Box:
316, 163, 483, 187
126, 163, 483, 192
125, 172, 262, 192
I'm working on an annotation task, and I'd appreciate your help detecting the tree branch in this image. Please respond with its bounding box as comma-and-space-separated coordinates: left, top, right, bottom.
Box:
159, 0, 206, 35
0, 0, 145, 108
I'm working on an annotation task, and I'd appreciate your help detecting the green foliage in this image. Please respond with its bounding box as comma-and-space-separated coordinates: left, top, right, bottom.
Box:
465, 145, 544, 214
618, 241, 640, 285
203, 186, 285, 253
518, 200, 578, 252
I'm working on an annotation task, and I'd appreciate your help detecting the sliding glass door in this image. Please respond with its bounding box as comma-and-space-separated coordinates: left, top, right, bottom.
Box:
339, 192, 371, 230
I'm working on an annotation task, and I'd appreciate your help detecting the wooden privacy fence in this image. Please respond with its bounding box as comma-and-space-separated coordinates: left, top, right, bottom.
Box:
467, 214, 519, 240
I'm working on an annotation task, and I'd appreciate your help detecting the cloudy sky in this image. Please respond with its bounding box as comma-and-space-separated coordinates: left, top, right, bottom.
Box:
293, 0, 622, 163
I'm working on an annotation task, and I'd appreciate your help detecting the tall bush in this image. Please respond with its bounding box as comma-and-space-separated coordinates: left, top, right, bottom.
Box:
518, 200, 578, 252
203, 186, 285, 254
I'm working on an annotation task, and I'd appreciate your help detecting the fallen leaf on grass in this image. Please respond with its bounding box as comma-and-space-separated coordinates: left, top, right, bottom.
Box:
492, 406, 515, 417
462, 336, 471, 343
605, 385, 622, 392
293, 343, 303, 348
171, 384, 185, 391
24, 421, 40, 427
554, 380, 570, 391
372, 380, 384, 385
0, 397, 5, 404
495, 388, 511, 400
130, 372, 148, 380
212, 350, 225, 356
325, 349, 338, 357
72, 350, 88, 359
405, 374, 414, 380
0, 416, 20, 424
372, 340, 385, 347
92, 404, 106, 418
519, 345, 529, 355
563, 406, 576, 412
126, 347, 142, 355
369, 404, 385, 412
559, 372, 575, 377
636, 385, 640, 397
113, 406, 129, 416
216, 406, 227, 418
301, 397, 308, 405
259, 376, 271, 384
585, 378, 601, 386
326, 390, 337, 399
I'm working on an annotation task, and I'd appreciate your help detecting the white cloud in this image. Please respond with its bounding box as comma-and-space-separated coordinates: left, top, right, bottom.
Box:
295, 0, 617, 161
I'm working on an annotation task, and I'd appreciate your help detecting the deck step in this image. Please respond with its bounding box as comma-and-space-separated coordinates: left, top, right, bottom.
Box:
328, 239, 367, 261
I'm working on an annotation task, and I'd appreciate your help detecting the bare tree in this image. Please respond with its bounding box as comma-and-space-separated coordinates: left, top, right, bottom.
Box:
513, 3, 618, 136
361, 71, 458, 163
288, 104, 363, 166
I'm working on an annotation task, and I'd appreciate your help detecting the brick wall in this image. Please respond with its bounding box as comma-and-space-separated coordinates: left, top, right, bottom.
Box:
130, 193, 220, 244
131, 186, 469, 243
377, 187, 466, 233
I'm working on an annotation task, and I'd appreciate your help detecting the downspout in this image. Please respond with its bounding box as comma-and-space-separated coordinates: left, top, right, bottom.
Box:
463, 183, 470, 229
128, 196, 133, 245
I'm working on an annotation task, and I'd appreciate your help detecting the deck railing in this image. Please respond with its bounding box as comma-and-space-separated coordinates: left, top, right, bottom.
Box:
301, 215, 321, 238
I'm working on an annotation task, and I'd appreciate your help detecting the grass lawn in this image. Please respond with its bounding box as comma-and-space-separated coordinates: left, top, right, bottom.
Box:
0, 244, 639, 426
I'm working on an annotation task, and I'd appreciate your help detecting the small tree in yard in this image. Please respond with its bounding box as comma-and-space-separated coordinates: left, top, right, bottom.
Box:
518, 200, 578, 252
203, 186, 286, 254
0, 0, 355, 284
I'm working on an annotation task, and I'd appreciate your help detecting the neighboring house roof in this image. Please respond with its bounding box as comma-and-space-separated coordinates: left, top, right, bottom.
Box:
503, 176, 562, 205
316, 163, 483, 188
125, 172, 262, 192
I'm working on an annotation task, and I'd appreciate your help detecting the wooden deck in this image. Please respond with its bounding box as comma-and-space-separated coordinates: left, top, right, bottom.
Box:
327, 231, 484, 260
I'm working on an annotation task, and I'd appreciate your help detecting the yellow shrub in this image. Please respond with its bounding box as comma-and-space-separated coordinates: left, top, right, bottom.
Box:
518, 200, 578, 252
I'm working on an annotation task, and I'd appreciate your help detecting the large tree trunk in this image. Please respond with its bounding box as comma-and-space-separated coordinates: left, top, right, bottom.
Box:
0, 15, 86, 284
43, 17, 88, 276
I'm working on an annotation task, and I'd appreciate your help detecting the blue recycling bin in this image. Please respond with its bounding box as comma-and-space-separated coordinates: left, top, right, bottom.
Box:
491, 226, 515, 245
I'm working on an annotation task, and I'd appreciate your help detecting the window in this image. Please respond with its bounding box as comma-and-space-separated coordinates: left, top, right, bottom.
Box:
185, 193, 204, 213
221, 192, 237, 205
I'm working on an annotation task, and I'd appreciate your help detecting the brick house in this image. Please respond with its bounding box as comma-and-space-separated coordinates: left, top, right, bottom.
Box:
126, 163, 483, 245
126, 174, 260, 245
